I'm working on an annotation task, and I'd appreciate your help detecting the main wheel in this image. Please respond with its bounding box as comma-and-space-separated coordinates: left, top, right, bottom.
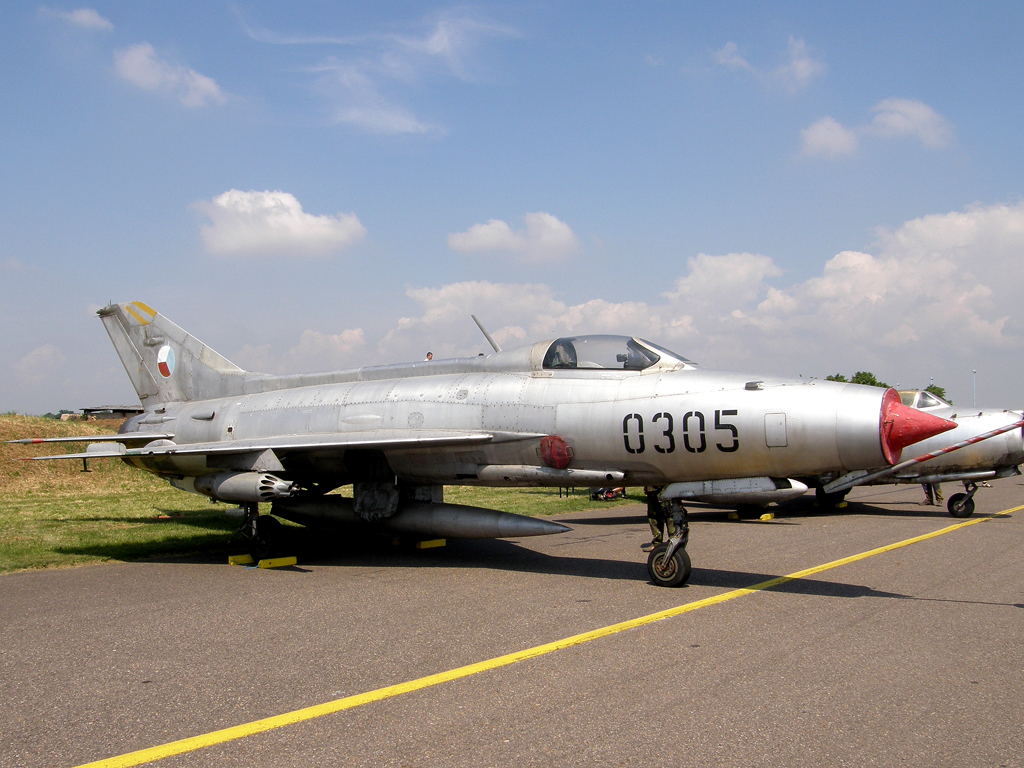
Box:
647, 544, 692, 587
815, 486, 849, 507
735, 503, 762, 519
251, 515, 283, 558
947, 493, 975, 518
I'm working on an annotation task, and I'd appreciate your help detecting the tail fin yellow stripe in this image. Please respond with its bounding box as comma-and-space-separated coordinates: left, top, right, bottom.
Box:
130, 301, 157, 318
123, 305, 150, 326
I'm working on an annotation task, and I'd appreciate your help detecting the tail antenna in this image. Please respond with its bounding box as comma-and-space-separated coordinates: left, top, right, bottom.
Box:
471, 315, 501, 353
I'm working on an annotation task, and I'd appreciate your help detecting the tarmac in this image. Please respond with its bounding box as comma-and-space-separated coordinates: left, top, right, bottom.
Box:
2, 480, 1023, 768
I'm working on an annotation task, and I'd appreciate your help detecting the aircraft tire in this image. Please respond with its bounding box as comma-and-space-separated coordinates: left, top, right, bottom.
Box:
947, 493, 975, 518
647, 544, 691, 588
735, 503, 762, 519
252, 515, 283, 558
815, 487, 849, 507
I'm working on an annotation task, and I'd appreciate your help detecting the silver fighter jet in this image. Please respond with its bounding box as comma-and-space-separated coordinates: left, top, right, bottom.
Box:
816, 390, 1023, 517
11, 302, 958, 586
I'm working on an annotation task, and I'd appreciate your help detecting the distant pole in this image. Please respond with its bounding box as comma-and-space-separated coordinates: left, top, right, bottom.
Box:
973, 370, 977, 407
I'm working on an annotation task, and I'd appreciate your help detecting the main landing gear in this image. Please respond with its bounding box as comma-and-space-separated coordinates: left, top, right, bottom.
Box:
230, 503, 283, 559
947, 481, 979, 518
647, 500, 692, 587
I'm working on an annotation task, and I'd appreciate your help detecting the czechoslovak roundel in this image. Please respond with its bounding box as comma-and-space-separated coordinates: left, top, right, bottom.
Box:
157, 345, 175, 378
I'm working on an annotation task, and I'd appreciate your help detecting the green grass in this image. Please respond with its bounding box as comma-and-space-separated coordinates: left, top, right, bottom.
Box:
0, 485, 642, 574
2, 413, 642, 573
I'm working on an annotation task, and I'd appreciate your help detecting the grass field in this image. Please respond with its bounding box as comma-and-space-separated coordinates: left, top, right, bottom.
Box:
1, 415, 643, 574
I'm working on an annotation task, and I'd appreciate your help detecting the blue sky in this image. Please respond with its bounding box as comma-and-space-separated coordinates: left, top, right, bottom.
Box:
2, 1, 1023, 413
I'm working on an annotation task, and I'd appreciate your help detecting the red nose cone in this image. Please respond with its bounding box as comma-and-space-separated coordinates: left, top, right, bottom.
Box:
879, 388, 957, 464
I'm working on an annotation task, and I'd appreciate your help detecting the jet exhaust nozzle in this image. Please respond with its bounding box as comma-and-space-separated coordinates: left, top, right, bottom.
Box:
185, 471, 299, 503
272, 496, 570, 539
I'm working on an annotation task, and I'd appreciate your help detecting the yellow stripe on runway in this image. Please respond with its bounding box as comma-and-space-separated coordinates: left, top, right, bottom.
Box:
74, 505, 1021, 768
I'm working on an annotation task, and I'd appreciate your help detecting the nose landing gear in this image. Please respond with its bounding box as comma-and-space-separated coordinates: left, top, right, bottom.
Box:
947, 481, 979, 518
647, 500, 692, 587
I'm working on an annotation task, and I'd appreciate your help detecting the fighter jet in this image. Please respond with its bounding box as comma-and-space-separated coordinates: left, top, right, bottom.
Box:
814, 390, 1023, 517
10, 302, 957, 587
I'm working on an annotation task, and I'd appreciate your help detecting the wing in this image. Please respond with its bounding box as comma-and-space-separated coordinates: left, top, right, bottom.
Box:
7, 433, 175, 446
16, 429, 544, 461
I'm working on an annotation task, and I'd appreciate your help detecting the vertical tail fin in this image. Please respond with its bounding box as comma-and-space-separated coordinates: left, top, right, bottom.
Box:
98, 302, 246, 406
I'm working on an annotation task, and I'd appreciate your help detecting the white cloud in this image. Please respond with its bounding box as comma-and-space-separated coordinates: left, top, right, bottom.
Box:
232, 328, 366, 373
247, 14, 516, 135
713, 37, 824, 92
448, 212, 580, 260
195, 190, 367, 257
40, 7, 114, 31
800, 116, 859, 156
14, 344, 66, 384
801, 99, 953, 157
377, 202, 1024, 397
773, 37, 826, 92
290, 328, 366, 363
867, 98, 953, 147
713, 42, 753, 73
114, 43, 225, 107
335, 105, 432, 135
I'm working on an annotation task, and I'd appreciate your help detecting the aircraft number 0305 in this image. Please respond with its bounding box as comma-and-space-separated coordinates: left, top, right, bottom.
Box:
622, 410, 739, 454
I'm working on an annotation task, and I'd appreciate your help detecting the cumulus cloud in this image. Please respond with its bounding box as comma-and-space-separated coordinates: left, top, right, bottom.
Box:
773, 37, 826, 92
14, 344, 66, 384
448, 212, 580, 260
801, 98, 953, 157
800, 117, 859, 156
713, 37, 824, 92
40, 7, 114, 30
195, 190, 366, 257
713, 42, 754, 73
867, 98, 953, 147
376, 202, 1024, 400
233, 328, 366, 373
114, 42, 225, 107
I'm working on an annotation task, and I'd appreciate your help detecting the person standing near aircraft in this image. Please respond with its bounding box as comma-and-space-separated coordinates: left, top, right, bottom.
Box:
922, 482, 943, 506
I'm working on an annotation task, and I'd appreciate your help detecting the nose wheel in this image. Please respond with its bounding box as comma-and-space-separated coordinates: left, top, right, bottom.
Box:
647, 500, 692, 587
647, 543, 691, 587
947, 481, 979, 518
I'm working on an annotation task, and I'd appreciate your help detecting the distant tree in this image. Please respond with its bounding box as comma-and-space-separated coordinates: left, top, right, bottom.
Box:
925, 384, 950, 403
42, 409, 75, 420
825, 374, 848, 382
850, 371, 890, 388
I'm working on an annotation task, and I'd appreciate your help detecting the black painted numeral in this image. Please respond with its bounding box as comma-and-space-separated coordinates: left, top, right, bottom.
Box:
715, 409, 739, 452
682, 411, 706, 453
622, 413, 645, 454
652, 412, 675, 453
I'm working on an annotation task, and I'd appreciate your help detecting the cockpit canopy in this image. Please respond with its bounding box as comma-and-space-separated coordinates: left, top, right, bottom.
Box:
541, 335, 692, 371
899, 390, 951, 410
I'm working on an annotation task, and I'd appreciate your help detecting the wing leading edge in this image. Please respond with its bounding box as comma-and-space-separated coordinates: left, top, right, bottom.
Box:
16, 429, 544, 462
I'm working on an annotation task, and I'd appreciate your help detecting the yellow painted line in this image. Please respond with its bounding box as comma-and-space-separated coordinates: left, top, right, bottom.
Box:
73, 505, 1020, 768
123, 305, 150, 326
